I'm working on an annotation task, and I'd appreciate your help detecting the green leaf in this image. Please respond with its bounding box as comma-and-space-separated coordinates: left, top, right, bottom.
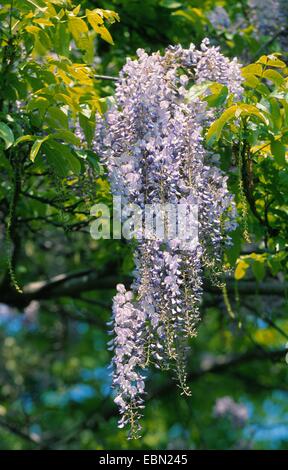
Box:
86, 9, 104, 28
72, 4, 81, 16
86, 150, 102, 173
95, 26, 113, 45
206, 104, 268, 145
52, 130, 81, 146
235, 259, 250, 280
255, 82, 271, 97
27, 96, 50, 120
239, 104, 269, 124
173, 7, 206, 25
268, 253, 286, 276
263, 69, 284, 86
14, 135, 36, 147
68, 16, 89, 49
242, 63, 263, 77
54, 22, 70, 56
46, 107, 69, 129
241, 63, 263, 88
79, 113, 95, 146
206, 105, 238, 144
26, 0, 46, 11
226, 228, 242, 265
83, 34, 95, 64
44, 140, 81, 176
86, 9, 115, 44
0, 150, 13, 175
30, 136, 48, 162
159, 0, 182, 8
251, 260, 266, 281
271, 140, 286, 166
268, 98, 282, 130
206, 85, 228, 108
243, 74, 260, 88
257, 55, 286, 68
0, 122, 14, 149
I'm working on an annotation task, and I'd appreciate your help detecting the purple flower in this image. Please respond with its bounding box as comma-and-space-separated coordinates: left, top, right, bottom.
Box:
213, 396, 249, 427
94, 40, 241, 436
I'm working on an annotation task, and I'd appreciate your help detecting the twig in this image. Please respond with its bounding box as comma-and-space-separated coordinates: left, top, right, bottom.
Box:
241, 140, 279, 237
252, 28, 287, 62
94, 74, 118, 82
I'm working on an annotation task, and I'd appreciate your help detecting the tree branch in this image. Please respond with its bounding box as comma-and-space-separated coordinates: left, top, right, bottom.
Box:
0, 418, 50, 450
251, 27, 287, 62
61, 346, 288, 442
1, 156, 22, 289
150, 347, 288, 399
0, 266, 286, 309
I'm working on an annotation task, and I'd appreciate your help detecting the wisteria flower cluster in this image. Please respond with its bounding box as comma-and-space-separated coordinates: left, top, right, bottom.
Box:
213, 396, 249, 427
207, 6, 231, 31
248, 0, 288, 48
95, 39, 242, 438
